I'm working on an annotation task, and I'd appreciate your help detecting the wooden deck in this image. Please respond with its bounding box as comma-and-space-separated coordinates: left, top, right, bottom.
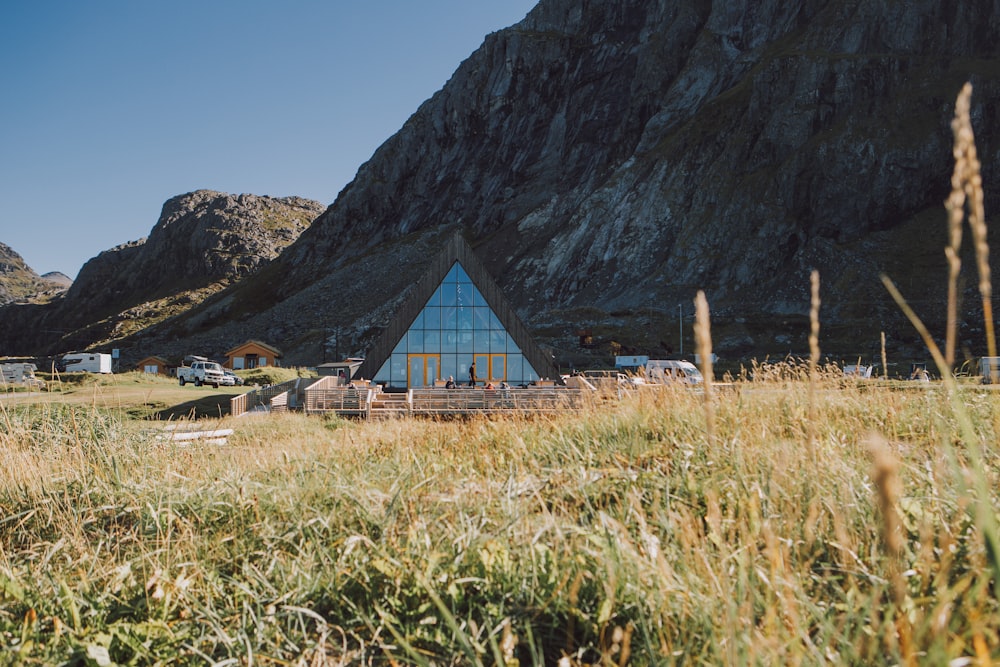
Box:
233, 374, 586, 418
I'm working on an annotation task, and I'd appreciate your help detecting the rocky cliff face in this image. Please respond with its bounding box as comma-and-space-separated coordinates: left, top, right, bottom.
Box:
236, 0, 999, 363
64, 190, 323, 316
6, 0, 1000, 366
0, 243, 70, 306
0, 191, 322, 355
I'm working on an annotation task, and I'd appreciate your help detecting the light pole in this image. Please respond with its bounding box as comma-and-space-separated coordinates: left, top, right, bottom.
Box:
678, 304, 683, 357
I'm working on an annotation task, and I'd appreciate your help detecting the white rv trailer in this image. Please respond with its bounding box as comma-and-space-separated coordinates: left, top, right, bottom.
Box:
644, 359, 704, 385
980, 357, 1000, 384
1, 362, 42, 387
61, 352, 113, 374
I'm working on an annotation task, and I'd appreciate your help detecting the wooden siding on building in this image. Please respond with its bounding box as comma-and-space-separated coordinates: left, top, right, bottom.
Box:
224, 341, 283, 369
135, 356, 170, 375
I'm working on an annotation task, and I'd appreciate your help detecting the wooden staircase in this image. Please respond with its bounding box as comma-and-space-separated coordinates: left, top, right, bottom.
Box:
369, 391, 410, 418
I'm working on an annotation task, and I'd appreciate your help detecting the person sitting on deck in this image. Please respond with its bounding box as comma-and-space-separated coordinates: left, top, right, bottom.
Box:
484, 382, 495, 390
445, 376, 456, 389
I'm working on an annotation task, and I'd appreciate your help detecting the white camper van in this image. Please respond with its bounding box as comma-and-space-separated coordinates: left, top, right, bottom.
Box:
980, 357, 1000, 384
61, 353, 113, 374
644, 359, 704, 385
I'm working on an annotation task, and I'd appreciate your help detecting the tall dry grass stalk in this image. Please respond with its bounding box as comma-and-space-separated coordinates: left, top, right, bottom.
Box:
880, 331, 888, 380
808, 270, 821, 448
950, 83, 996, 365
944, 170, 963, 370
869, 435, 916, 667
694, 290, 714, 441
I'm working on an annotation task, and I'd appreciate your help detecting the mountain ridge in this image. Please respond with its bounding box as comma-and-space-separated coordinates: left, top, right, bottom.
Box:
0, 242, 71, 306
0, 191, 323, 357
212, 0, 999, 365
3, 0, 999, 368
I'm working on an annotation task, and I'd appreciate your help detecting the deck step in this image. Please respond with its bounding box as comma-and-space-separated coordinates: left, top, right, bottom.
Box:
369, 393, 410, 418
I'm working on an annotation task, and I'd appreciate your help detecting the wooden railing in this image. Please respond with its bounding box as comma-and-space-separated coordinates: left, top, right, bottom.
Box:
230, 392, 249, 417
270, 391, 289, 413
304, 385, 373, 416
408, 387, 582, 415
230, 379, 302, 417
242, 380, 584, 418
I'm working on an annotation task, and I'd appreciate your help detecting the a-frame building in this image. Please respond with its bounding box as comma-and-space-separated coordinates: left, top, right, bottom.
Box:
357, 233, 557, 388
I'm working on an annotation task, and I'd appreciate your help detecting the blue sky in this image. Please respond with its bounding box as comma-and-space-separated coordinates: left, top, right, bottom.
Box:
0, 1, 537, 278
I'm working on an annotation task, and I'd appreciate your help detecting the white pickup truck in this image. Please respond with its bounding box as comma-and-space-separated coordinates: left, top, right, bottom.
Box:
177, 359, 226, 388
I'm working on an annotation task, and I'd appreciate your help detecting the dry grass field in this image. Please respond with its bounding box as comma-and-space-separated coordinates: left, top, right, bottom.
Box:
1, 370, 999, 665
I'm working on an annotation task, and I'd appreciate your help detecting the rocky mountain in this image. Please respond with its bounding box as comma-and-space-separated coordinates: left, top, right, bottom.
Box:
0, 243, 70, 306
183, 0, 997, 366
5, 0, 1000, 368
41, 272, 72, 289
0, 191, 323, 355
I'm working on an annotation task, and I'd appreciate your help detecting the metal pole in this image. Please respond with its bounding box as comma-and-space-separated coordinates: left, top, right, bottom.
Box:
678, 304, 683, 357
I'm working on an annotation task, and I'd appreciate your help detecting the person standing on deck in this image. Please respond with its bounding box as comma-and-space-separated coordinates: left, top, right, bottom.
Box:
468, 361, 477, 387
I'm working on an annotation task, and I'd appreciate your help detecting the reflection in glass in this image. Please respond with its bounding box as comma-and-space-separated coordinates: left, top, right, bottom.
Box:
457, 307, 473, 330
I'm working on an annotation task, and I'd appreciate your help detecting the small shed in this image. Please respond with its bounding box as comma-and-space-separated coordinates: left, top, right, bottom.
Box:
136, 356, 170, 376
316, 359, 364, 384
225, 341, 282, 369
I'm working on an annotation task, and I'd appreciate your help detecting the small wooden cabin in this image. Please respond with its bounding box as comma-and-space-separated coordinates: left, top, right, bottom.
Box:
225, 341, 282, 369
136, 356, 170, 375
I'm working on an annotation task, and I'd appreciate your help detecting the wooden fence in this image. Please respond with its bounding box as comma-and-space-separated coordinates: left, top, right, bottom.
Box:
301, 384, 582, 418
409, 388, 582, 415
236, 379, 585, 418
230, 379, 302, 417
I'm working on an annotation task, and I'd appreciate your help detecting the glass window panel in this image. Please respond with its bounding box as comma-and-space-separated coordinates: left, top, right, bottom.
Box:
423, 306, 441, 330
506, 354, 523, 385
490, 330, 507, 351
407, 331, 423, 353
441, 330, 458, 354
410, 310, 424, 330
489, 311, 504, 331
441, 284, 457, 307
507, 340, 522, 355
444, 263, 459, 283
426, 286, 442, 306
491, 355, 506, 381
374, 360, 390, 382
409, 356, 423, 387
390, 354, 407, 384
393, 336, 407, 355
474, 307, 490, 330
473, 331, 492, 353
457, 307, 473, 330
456, 283, 473, 307
474, 354, 489, 384
523, 358, 542, 383
441, 354, 458, 382
455, 264, 471, 282
424, 330, 440, 352
458, 331, 474, 354
443, 306, 458, 329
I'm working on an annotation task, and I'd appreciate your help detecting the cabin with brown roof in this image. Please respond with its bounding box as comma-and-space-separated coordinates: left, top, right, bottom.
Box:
224, 341, 282, 369
136, 356, 170, 376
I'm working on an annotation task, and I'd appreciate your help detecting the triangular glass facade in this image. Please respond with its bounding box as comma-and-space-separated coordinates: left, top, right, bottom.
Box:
373, 261, 543, 388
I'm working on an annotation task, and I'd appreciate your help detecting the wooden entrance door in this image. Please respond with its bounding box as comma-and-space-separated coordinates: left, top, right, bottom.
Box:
408, 354, 440, 387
